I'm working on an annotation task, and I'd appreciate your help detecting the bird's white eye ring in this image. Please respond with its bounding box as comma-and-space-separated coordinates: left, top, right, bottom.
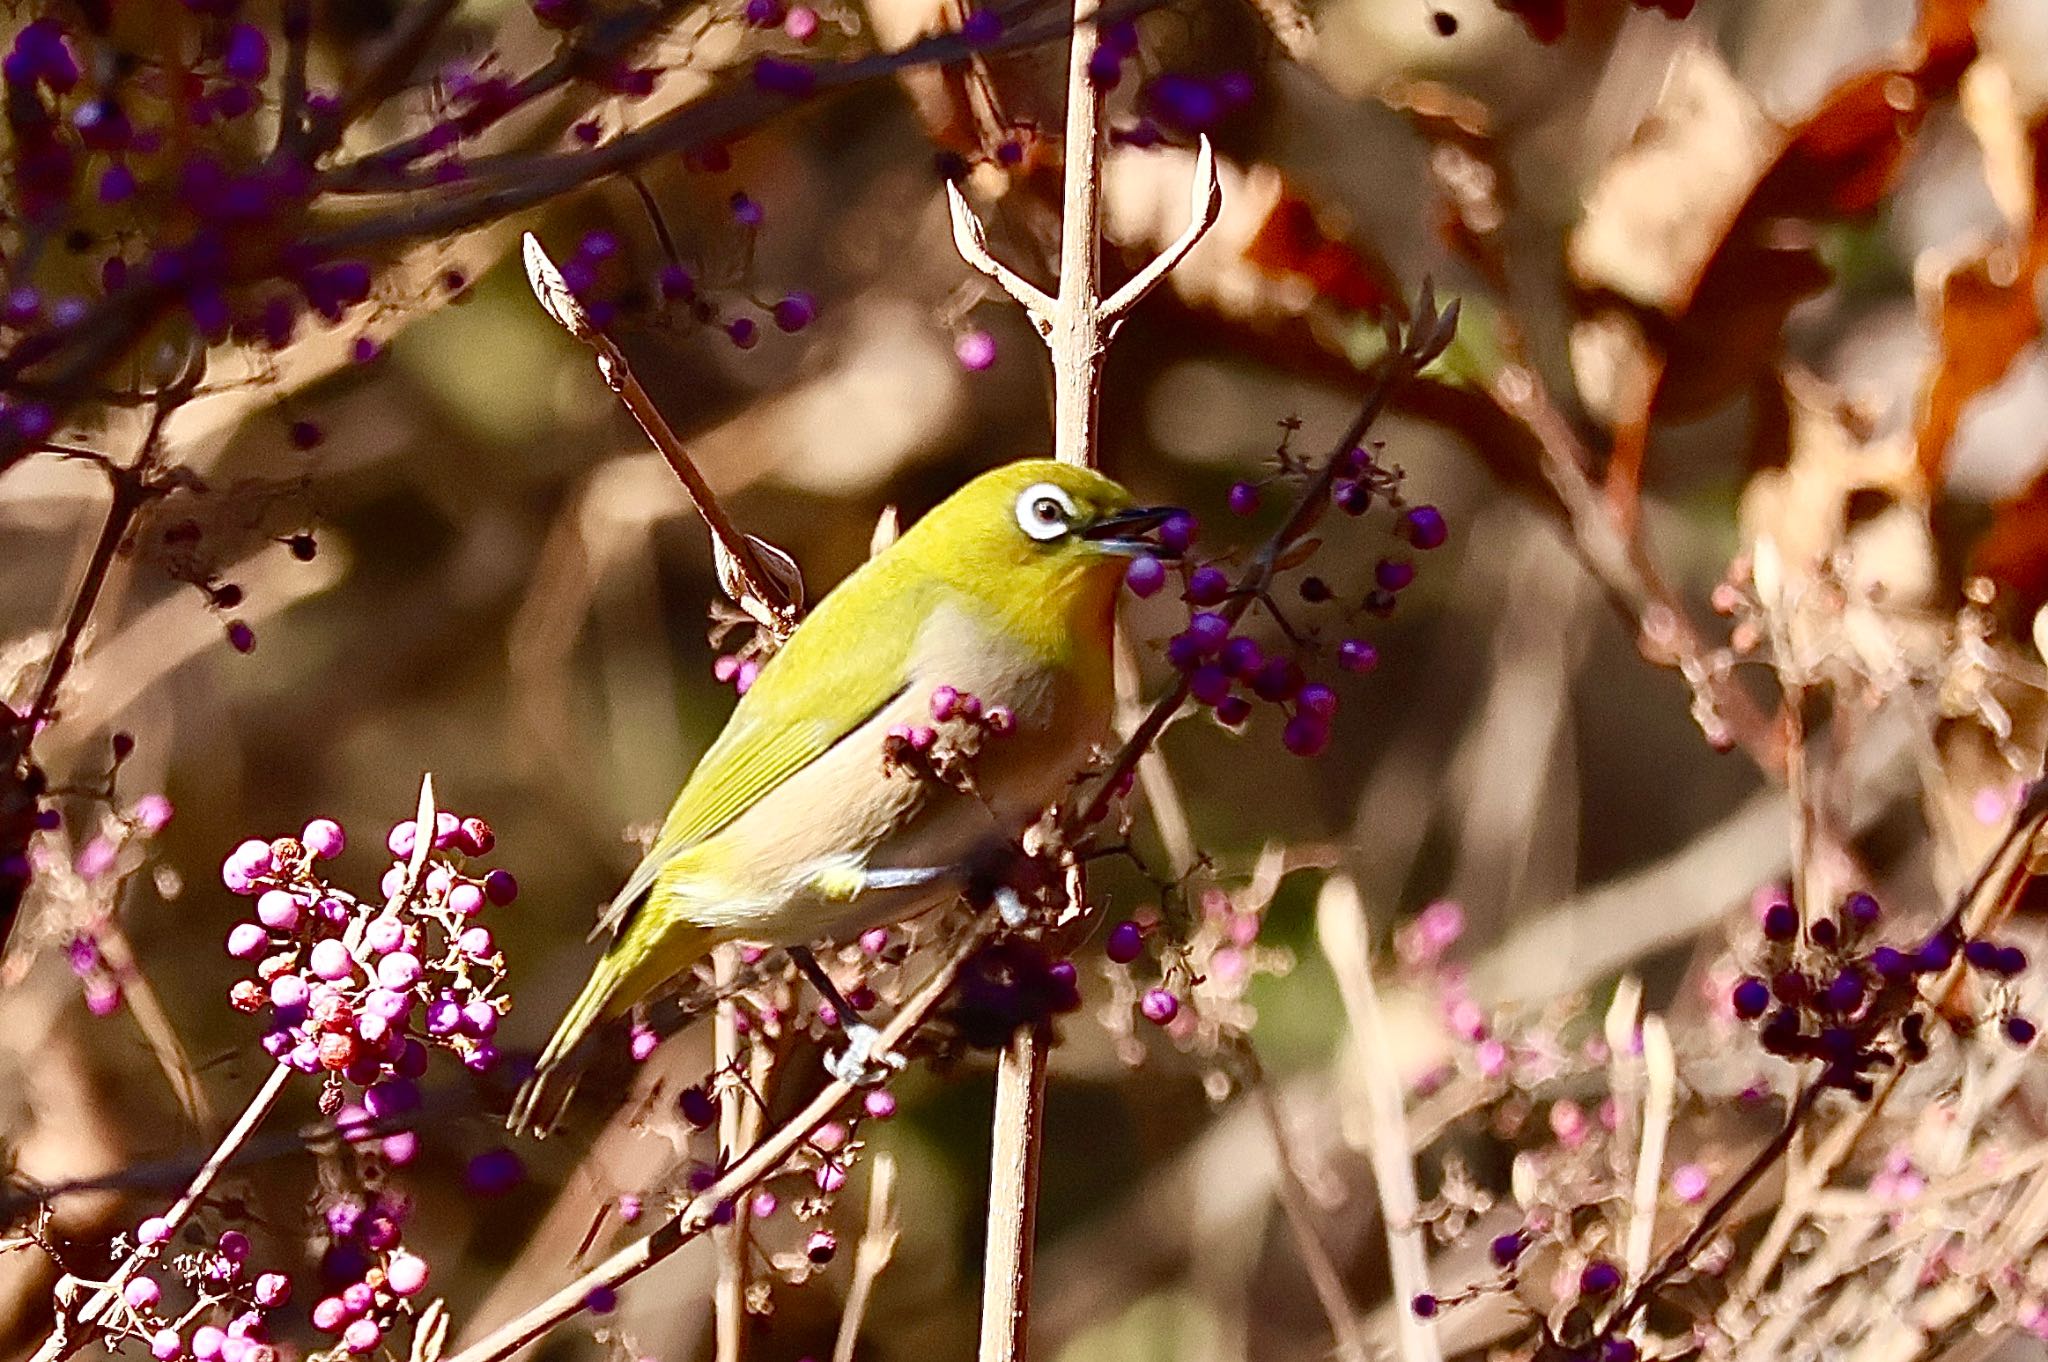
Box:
1015, 482, 1076, 541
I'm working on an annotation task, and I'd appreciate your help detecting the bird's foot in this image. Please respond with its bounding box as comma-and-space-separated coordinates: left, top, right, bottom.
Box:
994, 885, 1031, 928
825, 1021, 906, 1087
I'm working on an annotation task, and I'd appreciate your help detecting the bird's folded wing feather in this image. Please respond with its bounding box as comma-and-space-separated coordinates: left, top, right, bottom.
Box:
593, 559, 933, 940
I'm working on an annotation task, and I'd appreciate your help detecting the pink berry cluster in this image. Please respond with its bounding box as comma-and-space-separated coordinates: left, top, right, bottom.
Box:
102, 1220, 294, 1362
1099, 883, 1286, 1065
306, 1194, 433, 1355
1122, 441, 1446, 759
218, 805, 516, 1119
880, 684, 1017, 784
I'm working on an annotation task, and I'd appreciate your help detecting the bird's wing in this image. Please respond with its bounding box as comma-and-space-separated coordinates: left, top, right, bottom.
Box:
593, 557, 930, 939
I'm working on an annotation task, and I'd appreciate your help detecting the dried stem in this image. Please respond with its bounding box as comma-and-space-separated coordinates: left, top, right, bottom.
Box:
440, 918, 996, 1362
713, 947, 765, 1362
832, 1152, 901, 1362
1316, 875, 1435, 1362
29, 1062, 293, 1362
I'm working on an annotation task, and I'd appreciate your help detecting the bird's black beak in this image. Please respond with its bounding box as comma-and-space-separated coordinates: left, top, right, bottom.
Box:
1080, 505, 1185, 560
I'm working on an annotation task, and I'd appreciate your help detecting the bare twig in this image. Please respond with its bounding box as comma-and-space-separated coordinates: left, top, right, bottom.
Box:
833, 1152, 901, 1362
1317, 875, 1436, 1362
522, 233, 800, 641
440, 917, 997, 1362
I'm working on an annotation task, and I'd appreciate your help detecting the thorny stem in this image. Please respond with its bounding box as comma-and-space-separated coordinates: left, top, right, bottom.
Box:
440, 919, 997, 1362
29, 1062, 294, 1362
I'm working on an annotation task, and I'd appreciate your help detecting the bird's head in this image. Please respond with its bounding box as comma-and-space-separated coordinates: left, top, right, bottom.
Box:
903, 459, 1186, 641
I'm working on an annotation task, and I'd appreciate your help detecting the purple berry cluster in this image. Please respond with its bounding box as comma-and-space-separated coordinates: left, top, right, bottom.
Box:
547, 207, 820, 356
101, 1222, 294, 1362
1123, 442, 1445, 760
1728, 887, 2034, 1099
218, 805, 516, 1120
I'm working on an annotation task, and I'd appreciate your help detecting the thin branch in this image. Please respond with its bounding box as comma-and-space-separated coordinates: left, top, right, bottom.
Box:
713, 947, 762, 1362
1100, 135, 1221, 323
943, 184, 1054, 325
522, 233, 799, 639
440, 918, 997, 1362
27, 466, 145, 733
977, 1021, 1050, 1362
1316, 875, 1435, 1362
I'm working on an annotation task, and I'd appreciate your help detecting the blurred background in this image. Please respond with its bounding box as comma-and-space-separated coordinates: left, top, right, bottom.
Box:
5, 0, 2048, 1357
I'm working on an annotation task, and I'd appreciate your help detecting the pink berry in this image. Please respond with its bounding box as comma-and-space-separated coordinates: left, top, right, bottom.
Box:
385, 1252, 429, 1296
152, 1328, 183, 1360
1140, 988, 1180, 1024
376, 951, 421, 989
191, 1327, 226, 1360
784, 3, 819, 38
954, 329, 996, 371
137, 1216, 172, 1245
386, 822, 416, 859
449, 882, 485, 915
226, 924, 268, 959
301, 819, 345, 859
863, 1089, 896, 1119
124, 1275, 161, 1309
255, 890, 300, 931
253, 1273, 290, 1307
309, 939, 354, 980
342, 1319, 380, 1354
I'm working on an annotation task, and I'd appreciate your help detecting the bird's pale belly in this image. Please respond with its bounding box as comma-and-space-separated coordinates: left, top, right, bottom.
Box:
678, 615, 1111, 948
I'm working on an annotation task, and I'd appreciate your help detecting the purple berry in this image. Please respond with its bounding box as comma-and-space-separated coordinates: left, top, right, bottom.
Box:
770, 291, 816, 331
1402, 505, 1448, 549
1731, 976, 1769, 1019
1281, 713, 1330, 757
1375, 558, 1416, 592
1106, 920, 1143, 963
1227, 481, 1260, 515
1185, 566, 1230, 606
1124, 554, 1166, 598
1157, 514, 1198, 556
1761, 902, 1799, 942
1337, 639, 1378, 674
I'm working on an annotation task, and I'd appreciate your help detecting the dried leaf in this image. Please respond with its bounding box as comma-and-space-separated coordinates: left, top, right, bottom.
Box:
1569, 1, 1984, 503
1916, 74, 2048, 486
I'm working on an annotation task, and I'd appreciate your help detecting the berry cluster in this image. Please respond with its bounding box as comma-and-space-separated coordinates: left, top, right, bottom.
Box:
306, 1194, 432, 1355
880, 684, 1017, 788
219, 806, 516, 1120
1123, 441, 1446, 759
99, 1222, 295, 1362
1728, 888, 2034, 1099
549, 216, 819, 356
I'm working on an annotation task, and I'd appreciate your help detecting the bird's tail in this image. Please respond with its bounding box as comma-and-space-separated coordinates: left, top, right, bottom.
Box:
507, 923, 714, 1135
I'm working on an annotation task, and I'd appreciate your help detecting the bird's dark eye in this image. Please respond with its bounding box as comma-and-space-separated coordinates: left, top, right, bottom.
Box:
1015, 482, 1076, 541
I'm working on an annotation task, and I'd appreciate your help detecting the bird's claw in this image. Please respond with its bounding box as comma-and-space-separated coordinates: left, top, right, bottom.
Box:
825, 1021, 905, 1087
994, 885, 1031, 928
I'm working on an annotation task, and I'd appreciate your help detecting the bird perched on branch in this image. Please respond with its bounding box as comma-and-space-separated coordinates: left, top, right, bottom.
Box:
509, 460, 1180, 1133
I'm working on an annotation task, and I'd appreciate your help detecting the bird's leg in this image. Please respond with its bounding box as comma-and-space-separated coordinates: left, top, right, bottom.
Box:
788, 944, 906, 1087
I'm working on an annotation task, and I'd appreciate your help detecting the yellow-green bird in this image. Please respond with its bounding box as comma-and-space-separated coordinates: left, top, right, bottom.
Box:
509, 460, 1180, 1131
